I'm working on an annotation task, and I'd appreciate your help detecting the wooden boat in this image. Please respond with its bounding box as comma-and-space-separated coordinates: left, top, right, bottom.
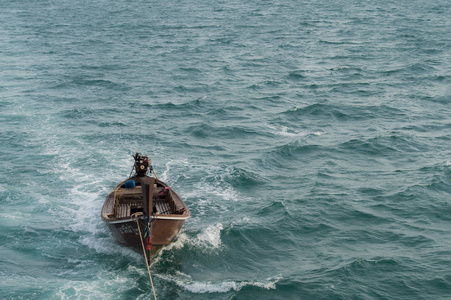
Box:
101, 153, 190, 257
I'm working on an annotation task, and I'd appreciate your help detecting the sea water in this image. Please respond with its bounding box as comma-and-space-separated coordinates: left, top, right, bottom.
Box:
1, 0, 450, 299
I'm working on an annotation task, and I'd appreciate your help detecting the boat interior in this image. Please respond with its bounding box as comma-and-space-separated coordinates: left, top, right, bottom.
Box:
111, 180, 186, 219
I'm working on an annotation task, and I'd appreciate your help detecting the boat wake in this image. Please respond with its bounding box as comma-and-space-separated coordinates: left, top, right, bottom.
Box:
152, 222, 224, 266
156, 272, 282, 294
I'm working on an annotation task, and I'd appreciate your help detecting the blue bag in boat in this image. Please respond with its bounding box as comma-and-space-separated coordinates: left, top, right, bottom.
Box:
124, 180, 135, 189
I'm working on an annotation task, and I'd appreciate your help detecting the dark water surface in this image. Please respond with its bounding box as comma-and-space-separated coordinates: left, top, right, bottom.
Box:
1, 0, 450, 299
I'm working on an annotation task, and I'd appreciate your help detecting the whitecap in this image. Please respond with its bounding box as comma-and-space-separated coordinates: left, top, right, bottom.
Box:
157, 273, 282, 294
158, 223, 224, 255
159, 158, 189, 182
266, 123, 307, 137
196, 223, 223, 248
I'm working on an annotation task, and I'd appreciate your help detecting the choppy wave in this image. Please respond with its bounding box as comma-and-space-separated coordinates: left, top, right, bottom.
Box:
2, 0, 451, 299
160, 223, 224, 254
283, 103, 407, 121
157, 272, 281, 294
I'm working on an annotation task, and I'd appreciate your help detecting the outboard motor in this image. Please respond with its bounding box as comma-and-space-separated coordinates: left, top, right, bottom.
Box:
133, 152, 150, 177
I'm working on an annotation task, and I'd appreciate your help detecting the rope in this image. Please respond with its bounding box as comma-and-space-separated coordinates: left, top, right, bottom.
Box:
143, 212, 156, 238
148, 159, 159, 180
131, 212, 157, 300
152, 169, 159, 180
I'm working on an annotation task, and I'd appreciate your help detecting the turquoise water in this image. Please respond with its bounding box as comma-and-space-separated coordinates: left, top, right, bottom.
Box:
1, 0, 450, 299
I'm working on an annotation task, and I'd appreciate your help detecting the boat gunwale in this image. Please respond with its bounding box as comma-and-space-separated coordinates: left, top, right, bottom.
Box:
105, 214, 190, 224
101, 176, 190, 223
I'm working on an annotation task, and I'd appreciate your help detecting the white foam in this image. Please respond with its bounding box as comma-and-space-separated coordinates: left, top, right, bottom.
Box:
159, 158, 189, 182
266, 122, 327, 139
197, 182, 240, 202
331, 66, 350, 71
47, 151, 144, 262
18, 116, 148, 266
59, 181, 144, 261
79, 235, 143, 261
152, 223, 224, 264
166, 232, 190, 250
63, 185, 102, 234
157, 273, 282, 294
0, 211, 27, 222
157, 223, 223, 254
173, 163, 252, 223
54, 153, 239, 264
151, 232, 190, 265
55, 273, 138, 299
126, 264, 147, 276
197, 223, 223, 248
266, 123, 307, 137
233, 216, 259, 226
153, 157, 226, 225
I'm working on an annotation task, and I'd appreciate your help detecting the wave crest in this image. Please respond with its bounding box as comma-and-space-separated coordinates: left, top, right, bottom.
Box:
158, 272, 282, 294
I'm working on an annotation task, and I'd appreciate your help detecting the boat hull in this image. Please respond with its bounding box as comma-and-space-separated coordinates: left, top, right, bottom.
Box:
105, 215, 187, 247
101, 176, 189, 248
